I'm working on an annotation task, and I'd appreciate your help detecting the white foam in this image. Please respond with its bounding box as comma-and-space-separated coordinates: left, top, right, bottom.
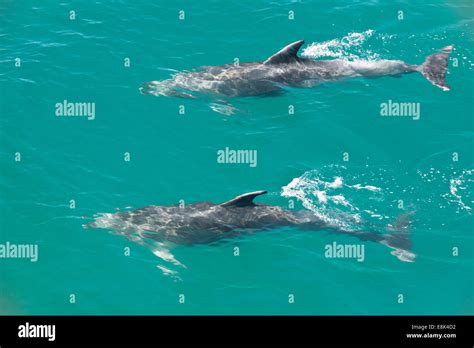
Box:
281, 168, 374, 230
447, 172, 472, 212
313, 190, 328, 203
328, 176, 343, 188
418, 168, 473, 213
302, 29, 379, 61
351, 184, 381, 192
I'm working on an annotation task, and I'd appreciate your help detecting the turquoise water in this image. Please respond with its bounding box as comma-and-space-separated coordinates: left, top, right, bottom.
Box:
1, 0, 473, 315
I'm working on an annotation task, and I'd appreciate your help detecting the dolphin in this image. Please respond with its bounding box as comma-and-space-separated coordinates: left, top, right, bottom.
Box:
140, 40, 454, 99
85, 190, 415, 261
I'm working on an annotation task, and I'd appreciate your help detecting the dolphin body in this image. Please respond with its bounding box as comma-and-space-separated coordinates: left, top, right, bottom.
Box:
141, 40, 454, 99
86, 191, 414, 261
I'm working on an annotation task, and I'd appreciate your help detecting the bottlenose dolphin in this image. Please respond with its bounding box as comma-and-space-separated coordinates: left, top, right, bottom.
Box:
85, 191, 415, 261
140, 40, 454, 99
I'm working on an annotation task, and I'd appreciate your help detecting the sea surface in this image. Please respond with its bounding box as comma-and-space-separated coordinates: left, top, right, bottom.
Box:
0, 0, 473, 315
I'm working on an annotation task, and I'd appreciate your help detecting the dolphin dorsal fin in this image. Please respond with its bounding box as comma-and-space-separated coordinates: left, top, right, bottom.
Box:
220, 190, 267, 207
263, 40, 305, 65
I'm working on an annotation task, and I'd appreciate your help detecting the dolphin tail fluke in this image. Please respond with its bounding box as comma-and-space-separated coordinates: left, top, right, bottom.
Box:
381, 212, 416, 262
417, 45, 454, 91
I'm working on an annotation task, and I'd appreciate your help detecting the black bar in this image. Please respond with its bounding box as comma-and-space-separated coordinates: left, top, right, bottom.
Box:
0, 315, 472, 346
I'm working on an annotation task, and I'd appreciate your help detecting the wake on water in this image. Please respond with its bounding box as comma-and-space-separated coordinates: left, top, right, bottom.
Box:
301, 29, 380, 60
